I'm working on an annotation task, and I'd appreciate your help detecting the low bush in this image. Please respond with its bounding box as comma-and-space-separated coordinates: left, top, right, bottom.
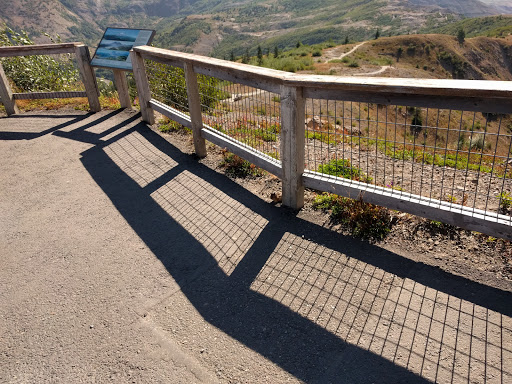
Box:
317, 159, 372, 183
220, 150, 265, 178
157, 118, 191, 134
0, 27, 79, 92
313, 193, 392, 241
498, 191, 512, 213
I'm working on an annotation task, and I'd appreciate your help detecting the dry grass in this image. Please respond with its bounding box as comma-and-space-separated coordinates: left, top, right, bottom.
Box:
15, 95, 123, 112
313, 34, 512, 81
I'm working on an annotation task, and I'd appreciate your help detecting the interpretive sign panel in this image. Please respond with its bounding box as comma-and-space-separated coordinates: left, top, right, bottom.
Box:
91, 28, 155, 71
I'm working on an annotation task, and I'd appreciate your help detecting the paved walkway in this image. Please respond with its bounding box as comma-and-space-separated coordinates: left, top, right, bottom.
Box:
1, 110, 511, 383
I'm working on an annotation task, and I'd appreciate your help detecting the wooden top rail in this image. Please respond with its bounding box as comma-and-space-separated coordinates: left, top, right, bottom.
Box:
286, 75, 512, 99
134, 45, 512, 101
134, 46, 288, 94
0, 42, 84, 57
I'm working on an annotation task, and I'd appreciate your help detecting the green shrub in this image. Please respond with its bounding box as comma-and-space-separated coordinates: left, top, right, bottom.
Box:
220, 150, 264, 178
317, 159, 372, 183
457, 134, 467, 150
254, 129, 277, 142
469, 134, 490, 150
147, 61, 227, 112
0, 27, 79, 92
157, 118, 191, 134
313, 193, 392, 241
498, 191, 512, 212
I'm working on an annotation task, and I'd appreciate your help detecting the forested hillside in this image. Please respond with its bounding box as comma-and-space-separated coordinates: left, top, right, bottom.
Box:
0, 0, 510, 57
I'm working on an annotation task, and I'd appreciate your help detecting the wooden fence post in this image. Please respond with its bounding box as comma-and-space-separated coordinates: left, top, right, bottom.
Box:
184, 62, 207, 158
74, 44, 101, 112
113, 69, 131, 109
280, 85, 305, 209
0, 62, 20, 116
130, 50, 155, 125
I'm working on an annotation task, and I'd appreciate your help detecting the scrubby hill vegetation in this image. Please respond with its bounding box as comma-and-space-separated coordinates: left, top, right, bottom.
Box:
232, 33, 512, 81
1, 0, 510, 55
424, 15, 512, 38
325, 34, 512, 80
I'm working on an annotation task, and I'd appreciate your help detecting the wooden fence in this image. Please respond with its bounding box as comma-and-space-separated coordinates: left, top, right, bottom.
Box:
1, 42, 510, 240
0, 42, 100, 115
131, 46, 512, 240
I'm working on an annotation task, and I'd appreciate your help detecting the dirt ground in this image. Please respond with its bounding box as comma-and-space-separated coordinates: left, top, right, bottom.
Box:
1, 108, 511, 383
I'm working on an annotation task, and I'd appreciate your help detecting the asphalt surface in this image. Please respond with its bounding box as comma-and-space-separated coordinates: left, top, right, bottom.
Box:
1, 109, 511, 383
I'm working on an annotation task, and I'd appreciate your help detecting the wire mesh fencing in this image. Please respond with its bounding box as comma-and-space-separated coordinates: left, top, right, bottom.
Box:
145, 59, 282, 161
137, 45, 512, 237
304, 99, 512, 221
199, 78, 281, 161
1, 52, 83, 93
146, 61, 189, 113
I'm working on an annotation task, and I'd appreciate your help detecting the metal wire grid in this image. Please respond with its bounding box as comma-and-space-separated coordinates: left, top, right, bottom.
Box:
198, 75, 282, 160
304, 99, 512, 218
145, 60, 190, 113
145, 59, 282, 160
2, 53, 83, 93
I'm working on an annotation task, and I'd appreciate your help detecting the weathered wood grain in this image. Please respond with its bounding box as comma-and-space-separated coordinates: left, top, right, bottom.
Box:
202, 127, 283, 178
0, 62, 20, 116
13, 91, 87, 100
130, 50, 155, 124
135, 46, 285, 94
74, 45, 101, 112
148, 99, 192, 129
113, 69, 131, 109
134, 45, 512, 101
184, 63, 207, 158
280, 85, 305, 209
0, 43, 81, 57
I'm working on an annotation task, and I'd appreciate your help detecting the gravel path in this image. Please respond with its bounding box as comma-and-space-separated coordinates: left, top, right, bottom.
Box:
1, 109, 511, 383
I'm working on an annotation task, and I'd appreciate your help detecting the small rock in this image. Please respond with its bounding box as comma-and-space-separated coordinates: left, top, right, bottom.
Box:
89, 325, 94, 329
270, 192, 282, 203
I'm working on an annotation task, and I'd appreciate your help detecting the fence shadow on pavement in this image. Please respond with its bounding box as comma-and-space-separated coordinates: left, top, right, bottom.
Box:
6, 111, 509, 383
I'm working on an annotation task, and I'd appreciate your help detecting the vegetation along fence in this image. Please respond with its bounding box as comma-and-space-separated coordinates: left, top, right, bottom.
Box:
0, 42, 100, 114
131, 46, 512, 241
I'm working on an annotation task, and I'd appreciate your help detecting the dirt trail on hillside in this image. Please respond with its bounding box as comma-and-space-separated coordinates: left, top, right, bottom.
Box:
1, 109, 511, 383
323, 42, 366, 62
353, 65, 394, 76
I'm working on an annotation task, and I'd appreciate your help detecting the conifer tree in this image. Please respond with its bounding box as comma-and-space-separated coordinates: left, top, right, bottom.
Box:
457, 28, 466, 46
257, 45, 263, 65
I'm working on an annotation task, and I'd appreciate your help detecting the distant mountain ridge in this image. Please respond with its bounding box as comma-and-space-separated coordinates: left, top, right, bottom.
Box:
407, 0, 503, 17
0, 0, 509, 52
479, 0, 512, 14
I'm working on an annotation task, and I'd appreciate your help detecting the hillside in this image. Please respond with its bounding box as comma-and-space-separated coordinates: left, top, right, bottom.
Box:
0, 0, 510, 52
232, 34, 512, 82
315, 34, 512, 81
424, 15, 512, 39
479, 0, 512, 14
